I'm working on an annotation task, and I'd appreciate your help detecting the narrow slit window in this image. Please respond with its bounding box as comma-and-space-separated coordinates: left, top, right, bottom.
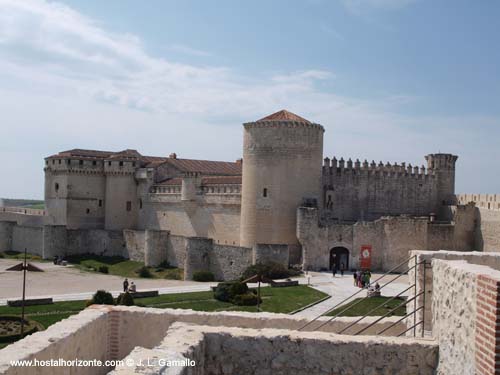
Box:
263, 188, 268, 197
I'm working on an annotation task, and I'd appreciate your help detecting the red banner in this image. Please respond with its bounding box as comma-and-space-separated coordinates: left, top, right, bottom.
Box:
360, 245, 372, 270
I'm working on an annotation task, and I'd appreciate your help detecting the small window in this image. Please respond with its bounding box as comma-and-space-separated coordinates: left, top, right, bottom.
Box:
79, 160, 83, 165
98, 200, 102, 207
108, 161, 112, 166
119, 161, 124, 167
92, 160, 97, 166
139, 199, 143, 209
132, 162, 136, 167
126, 201, 132, 211
58, 159, 61, 164
51, 160, 54, 165
55, 183, 59, 192
263, 188, 268, 197
68, 159, 72, 165
86, 208, 90, 214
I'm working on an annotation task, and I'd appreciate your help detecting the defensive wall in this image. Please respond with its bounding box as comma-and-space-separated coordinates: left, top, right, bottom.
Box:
297, 203, 476, 272
457, 194, 500, 252
0, 306, 431, 375
409, 250, 500, 374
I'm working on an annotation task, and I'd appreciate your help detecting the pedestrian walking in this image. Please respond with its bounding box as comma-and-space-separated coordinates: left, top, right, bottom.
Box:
123, 278, 129, 292
353, 270, 358, 286
340, 263, 345, 277
332, 265, 337, 277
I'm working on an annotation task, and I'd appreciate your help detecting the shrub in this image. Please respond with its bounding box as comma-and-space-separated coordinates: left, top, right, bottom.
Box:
0, 253, 4, 258
136, 266, 152, 278
158, 260, 170, 269
90, 290, 114, 305
192, 271, 215, 282
164, 268, 183, 280
233, 293, 262, 306
241, 262, 291, 280
213, 281, 248, 302
116, 292, 134, 306
98, 265, 109, 274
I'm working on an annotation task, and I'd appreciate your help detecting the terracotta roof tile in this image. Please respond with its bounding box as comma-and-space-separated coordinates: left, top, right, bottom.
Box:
257, 109, 311, 123
46, 149, 242, 175
163, 158, 241, 175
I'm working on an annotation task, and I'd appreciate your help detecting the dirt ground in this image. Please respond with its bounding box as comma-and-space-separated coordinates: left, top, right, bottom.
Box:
0, 259, 206, 302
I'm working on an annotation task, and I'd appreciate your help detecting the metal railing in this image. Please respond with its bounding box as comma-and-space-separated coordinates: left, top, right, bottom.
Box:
299, 255, 428, 338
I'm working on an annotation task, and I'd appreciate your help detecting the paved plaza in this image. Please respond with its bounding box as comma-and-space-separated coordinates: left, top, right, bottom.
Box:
0, 259, 409, 317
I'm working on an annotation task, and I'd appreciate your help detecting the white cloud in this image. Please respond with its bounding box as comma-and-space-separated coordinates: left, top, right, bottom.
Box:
168, 44, 213, 57
0, 0, 498, 198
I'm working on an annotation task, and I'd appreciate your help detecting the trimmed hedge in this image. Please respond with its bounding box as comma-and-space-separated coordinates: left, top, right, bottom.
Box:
88, 290, 114, 306
213, 281, 248, 302
192, 271, 215, 282
116, 292, 134, 306
136, 266, 152, 278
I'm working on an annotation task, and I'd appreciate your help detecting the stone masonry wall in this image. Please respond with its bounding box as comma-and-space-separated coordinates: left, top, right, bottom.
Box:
11, 226, 43, 255
298, 206, 474, 272
409, 252, 500, 374
210, 244, 252, 281
115, 322, 438, 375
0, 309, 110, 375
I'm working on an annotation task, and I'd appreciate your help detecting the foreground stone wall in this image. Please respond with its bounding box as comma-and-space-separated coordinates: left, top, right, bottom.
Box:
114, 322, 438, 375
409, 251, 500, 375
0, 309, 109, 375
0, 305, 411, 375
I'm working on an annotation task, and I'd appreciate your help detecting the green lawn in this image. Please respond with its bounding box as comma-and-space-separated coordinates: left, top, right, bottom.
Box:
0, 251, 45, 262
65, 254, 183, 280
24, 203, 45, 210
326, 296, 406, 317
0, 285, 326, 349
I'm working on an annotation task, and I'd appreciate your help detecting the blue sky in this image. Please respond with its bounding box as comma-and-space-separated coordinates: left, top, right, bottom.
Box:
0, 0, 499, 199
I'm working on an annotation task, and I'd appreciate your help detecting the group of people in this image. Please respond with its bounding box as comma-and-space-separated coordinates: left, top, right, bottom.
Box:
353, 269, 372, 288
122, 278, 137, 293
331, 263, 345, 277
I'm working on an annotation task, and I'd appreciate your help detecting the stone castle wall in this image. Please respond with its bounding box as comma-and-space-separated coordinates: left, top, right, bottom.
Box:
142, 322, 437, 375
0, 306, 413, 375
322, 158, 438, 222
409, 251, 500, 374
140, 192, 241, 246
298, 205, 475, 272
240, 120, 324, 248
456, 194, 500, 252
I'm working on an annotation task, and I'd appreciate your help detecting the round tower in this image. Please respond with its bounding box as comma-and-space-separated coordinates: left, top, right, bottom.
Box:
239, 110, 324, 248
425, 153, 458, 216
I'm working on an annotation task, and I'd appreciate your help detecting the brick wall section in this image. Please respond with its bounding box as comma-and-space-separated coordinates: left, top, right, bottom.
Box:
476, 274, 500, 375
107, 310, 121, 361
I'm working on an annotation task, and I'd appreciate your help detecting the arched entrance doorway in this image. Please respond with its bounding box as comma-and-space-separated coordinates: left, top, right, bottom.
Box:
330, 247, 349, 271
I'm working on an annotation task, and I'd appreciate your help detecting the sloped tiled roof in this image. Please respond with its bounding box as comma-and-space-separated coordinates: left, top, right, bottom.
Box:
46, 149, 241, 175
257, 109, 311, 123
160, 158, 241, 175
157, 175, 242, 186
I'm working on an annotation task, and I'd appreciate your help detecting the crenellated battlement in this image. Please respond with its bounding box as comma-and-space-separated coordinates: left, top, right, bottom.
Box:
323, 156, 434, 179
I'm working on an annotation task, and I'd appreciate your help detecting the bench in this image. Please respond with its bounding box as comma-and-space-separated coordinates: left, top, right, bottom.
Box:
129, 290, 159, 298
7, 298, 53, 307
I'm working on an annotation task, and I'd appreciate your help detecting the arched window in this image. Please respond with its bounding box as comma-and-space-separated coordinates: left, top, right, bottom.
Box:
55, 183, 59, 192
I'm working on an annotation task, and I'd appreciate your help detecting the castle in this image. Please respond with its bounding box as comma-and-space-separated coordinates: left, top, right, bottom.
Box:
1, 110, 499, 279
